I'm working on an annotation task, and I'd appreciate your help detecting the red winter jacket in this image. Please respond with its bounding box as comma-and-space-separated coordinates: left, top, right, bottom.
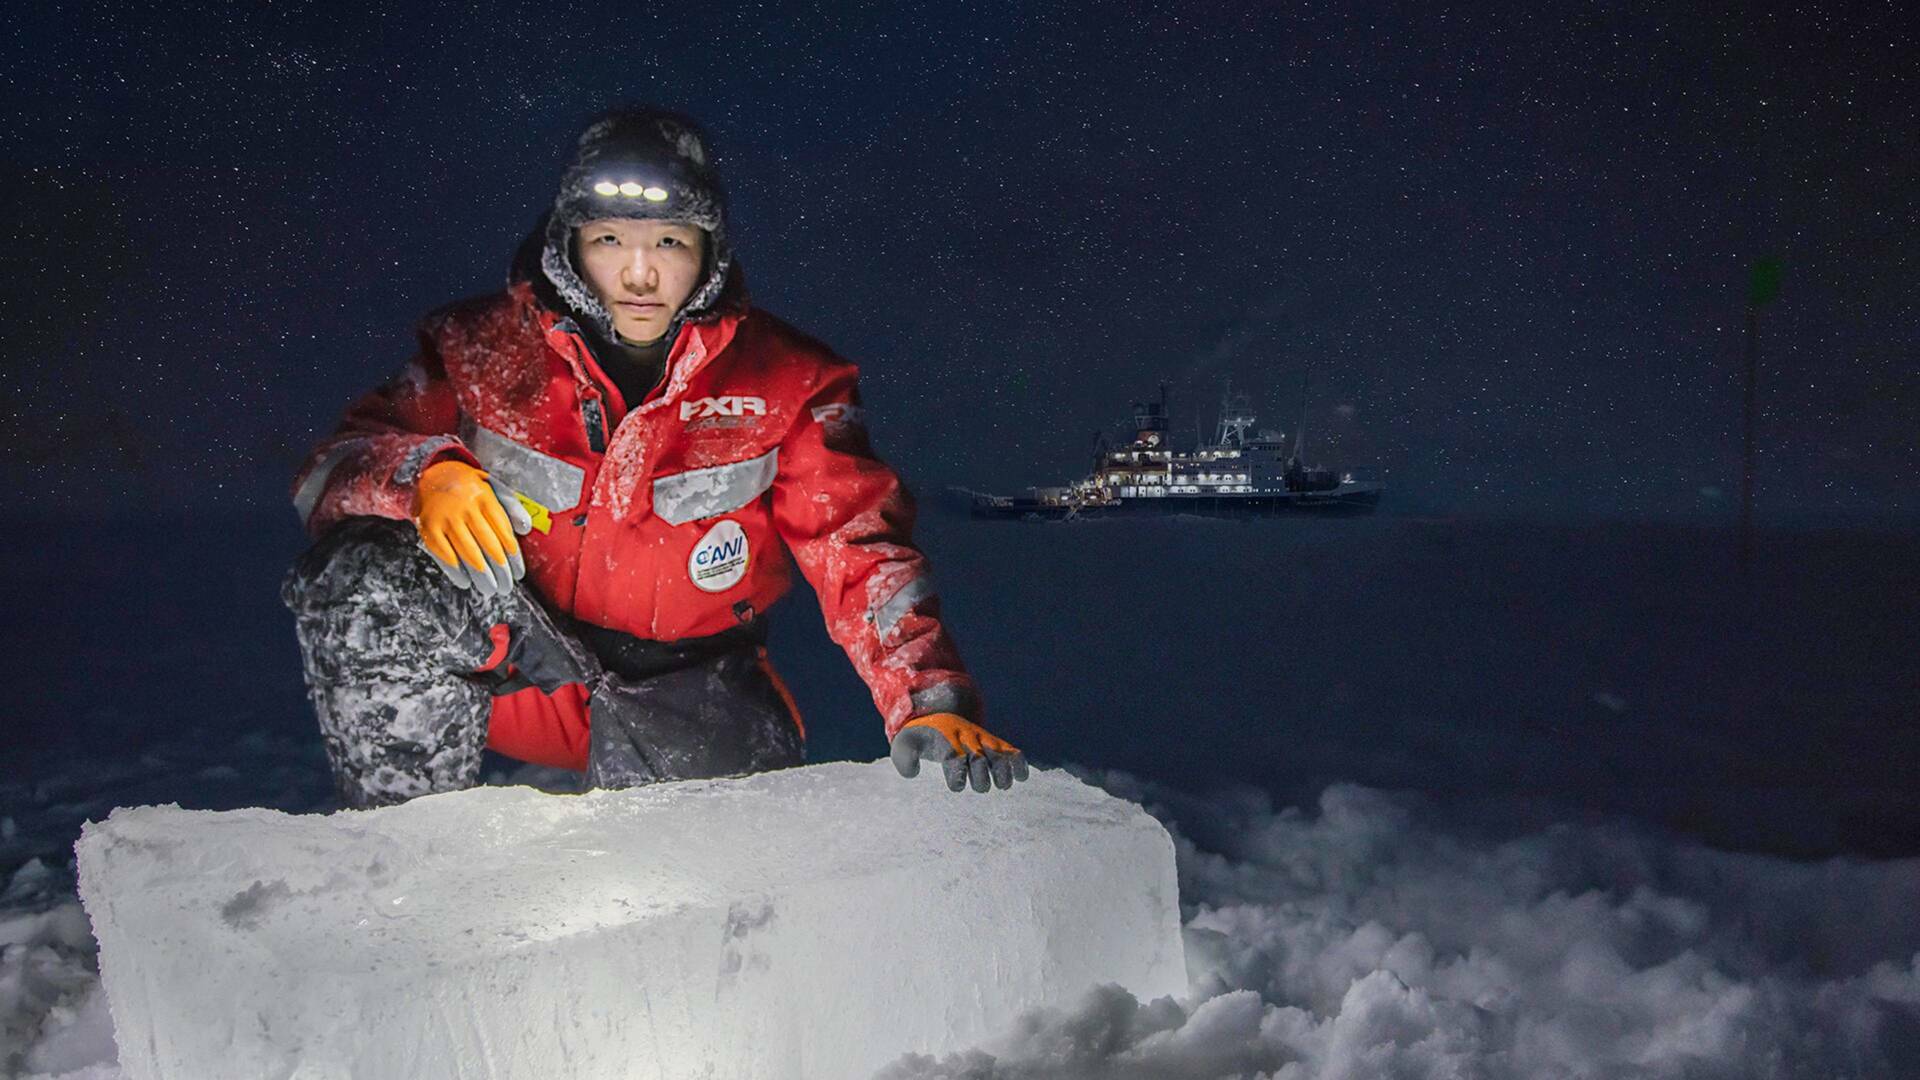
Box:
292, 274, 978, 739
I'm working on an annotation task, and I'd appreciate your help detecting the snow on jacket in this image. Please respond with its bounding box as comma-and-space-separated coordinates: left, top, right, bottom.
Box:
290, 276, 979, 737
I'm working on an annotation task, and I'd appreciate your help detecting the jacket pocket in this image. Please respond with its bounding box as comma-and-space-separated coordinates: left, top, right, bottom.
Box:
461, 417, 586, 513
651, 447, 780, 525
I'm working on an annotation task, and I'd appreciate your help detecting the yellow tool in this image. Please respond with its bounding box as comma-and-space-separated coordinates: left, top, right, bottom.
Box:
513, 491, 553, 535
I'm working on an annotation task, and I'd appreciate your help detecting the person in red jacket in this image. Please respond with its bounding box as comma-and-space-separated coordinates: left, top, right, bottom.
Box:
282, 106, 1025, 807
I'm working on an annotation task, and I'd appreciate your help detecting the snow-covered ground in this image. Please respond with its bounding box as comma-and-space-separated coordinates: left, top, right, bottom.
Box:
1, 858, 114, 1078
4, 512, 1916, 1076
9, 769, 1920, 1078
879, 769, 1920, 1078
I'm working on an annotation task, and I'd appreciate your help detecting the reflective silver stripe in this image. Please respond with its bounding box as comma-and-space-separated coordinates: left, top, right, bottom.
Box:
873, 574, 935, 639
651, 447, 779, 525
291, 437, 372, 525
394, 434, 463, 485
460, 418, 585, 513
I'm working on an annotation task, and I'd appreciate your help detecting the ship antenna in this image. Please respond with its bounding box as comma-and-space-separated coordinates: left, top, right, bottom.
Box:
1293, 368, 1311, 462
1214, 377, 1230, 449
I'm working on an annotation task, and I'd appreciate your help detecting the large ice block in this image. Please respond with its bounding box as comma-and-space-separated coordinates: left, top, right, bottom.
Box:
76, 761, 1186, 1079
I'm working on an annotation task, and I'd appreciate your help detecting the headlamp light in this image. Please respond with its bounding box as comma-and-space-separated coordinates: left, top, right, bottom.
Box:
592, 179, 673, 202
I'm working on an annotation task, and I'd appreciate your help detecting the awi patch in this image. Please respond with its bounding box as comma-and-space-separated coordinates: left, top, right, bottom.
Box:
688, 519, 750, 593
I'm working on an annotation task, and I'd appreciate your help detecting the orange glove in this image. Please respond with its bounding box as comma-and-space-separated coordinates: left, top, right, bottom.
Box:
411, 459, 531, 596
890, 713, 1029, 793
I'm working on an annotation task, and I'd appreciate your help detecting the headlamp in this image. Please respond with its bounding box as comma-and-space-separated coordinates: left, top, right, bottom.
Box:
592, 179, 671, 202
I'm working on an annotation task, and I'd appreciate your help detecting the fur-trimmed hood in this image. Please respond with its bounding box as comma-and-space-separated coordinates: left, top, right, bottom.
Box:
508, 209, 748, 341
514, 107, 745, 349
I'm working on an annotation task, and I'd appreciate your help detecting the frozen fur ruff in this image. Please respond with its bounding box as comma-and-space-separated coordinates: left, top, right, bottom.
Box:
540, 109, 735, 345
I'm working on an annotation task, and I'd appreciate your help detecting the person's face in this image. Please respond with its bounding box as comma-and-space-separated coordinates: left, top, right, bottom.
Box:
574, 218, 708, 343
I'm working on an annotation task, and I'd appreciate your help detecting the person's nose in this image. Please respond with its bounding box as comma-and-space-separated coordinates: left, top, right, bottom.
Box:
619, 250, 659, 293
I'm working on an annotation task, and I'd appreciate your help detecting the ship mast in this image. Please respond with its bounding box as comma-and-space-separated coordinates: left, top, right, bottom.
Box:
1212, 378, 1257, 450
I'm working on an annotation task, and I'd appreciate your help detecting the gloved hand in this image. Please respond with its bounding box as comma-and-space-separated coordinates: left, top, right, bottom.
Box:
411, 459, 532, 596
890, 713, 1029, 793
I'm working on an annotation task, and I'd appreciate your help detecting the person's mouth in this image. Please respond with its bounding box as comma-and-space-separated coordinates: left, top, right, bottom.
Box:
617, 300, 664, 310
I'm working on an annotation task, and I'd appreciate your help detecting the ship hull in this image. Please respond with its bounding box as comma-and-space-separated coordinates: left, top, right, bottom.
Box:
963, 486, 1383, 521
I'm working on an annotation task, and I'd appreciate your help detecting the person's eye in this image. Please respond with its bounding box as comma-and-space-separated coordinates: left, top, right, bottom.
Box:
660, 236, 683, 248
591, 234, 619, 245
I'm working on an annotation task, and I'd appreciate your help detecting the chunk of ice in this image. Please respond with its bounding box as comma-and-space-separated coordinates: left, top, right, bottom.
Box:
76, 761, 1186, 1079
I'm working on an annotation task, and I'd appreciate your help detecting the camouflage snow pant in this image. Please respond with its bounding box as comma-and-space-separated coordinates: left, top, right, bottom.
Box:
281, 519, 805, 809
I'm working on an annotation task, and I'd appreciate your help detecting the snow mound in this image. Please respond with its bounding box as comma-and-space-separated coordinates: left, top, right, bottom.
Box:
1, 859, 114, 1078
71, 761, 1185, 1080
878, 774, 1920, 1079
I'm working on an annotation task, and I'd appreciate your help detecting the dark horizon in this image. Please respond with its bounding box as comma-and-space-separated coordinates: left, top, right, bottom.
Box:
4, 2, 1915, 525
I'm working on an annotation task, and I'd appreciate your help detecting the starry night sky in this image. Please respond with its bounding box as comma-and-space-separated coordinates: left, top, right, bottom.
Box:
4, 1, 1915, 522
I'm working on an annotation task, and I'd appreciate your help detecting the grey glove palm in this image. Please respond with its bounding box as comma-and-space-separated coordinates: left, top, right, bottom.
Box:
890, 715, 1029, 793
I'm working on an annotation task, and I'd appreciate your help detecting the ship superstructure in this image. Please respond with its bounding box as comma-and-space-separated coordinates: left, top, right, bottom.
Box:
962, 384, 1383, 520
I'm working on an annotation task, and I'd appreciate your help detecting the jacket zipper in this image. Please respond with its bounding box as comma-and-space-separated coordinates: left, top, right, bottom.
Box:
581, 388, 608, 453
554, 319, 614, 454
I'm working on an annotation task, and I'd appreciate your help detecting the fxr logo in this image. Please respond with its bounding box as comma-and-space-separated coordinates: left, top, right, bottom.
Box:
681, 396, 766, 421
